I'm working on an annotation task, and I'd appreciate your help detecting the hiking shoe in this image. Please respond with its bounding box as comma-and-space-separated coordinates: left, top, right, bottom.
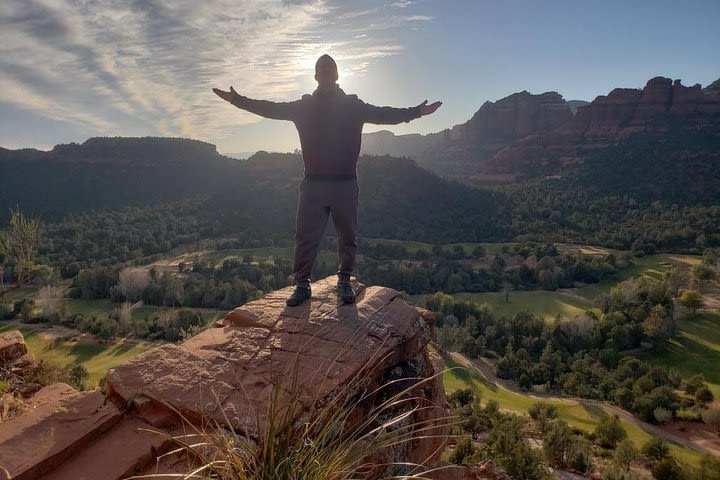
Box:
337, 282, 356, 304
286, 286, 311, 306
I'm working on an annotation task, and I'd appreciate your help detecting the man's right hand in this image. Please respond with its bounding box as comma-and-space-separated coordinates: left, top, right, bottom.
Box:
213, 86, 240, 103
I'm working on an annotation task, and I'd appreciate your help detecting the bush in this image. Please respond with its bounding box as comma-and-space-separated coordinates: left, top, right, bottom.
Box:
642, 437, 670, 461
651, 457, 682, 480
675, 408, 701, 421
450, 435, 474, 465
654, 407, 673, 424
695, 385, 714, 404
612, 438, 638, 471
67, 364, 88, 391
595, 415, 627, 449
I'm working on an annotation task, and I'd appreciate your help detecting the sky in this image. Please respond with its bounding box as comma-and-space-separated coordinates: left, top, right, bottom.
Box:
1, 0, 718, 154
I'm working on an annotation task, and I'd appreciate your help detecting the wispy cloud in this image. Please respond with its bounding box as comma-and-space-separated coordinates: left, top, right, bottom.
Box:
0, 0, 433, 149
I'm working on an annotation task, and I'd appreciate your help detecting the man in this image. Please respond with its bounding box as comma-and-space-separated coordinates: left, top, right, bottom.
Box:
213, 54, 441, 306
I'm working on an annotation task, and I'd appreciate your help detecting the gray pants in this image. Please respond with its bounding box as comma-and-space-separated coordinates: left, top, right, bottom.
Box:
292, 177, 359, 288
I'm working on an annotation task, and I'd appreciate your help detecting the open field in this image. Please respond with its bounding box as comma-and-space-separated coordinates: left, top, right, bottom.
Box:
441, 351, 707, 466
411, 252, 707, 322
0, 323, 154, 388
413, 289, 594, 322
65, 298, 226, 324
639, 312, 720, 399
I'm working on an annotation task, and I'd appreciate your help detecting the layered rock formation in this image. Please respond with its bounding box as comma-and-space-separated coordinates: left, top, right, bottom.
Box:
362, 76, 720, 182
362, 90, 573, 179
0, 277, 450, 479
481, 77, 720, 180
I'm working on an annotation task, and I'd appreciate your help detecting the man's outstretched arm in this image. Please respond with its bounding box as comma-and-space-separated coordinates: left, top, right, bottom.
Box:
360, 99, 442, 125
213, 86, 303, 121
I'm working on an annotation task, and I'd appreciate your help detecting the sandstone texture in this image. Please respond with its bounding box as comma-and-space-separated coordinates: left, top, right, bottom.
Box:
0, 329, 27, 363
0, 276, 451, 479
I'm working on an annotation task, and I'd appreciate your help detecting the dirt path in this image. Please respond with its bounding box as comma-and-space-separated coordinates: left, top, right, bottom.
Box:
450, 352, 720, 457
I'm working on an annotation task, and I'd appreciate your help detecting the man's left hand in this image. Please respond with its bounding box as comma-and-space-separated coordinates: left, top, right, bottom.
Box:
415, 100, 442, 116
213, 86, 239, 103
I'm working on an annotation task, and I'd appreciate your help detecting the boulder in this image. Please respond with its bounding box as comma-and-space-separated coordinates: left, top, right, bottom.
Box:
0, 329, 27, 364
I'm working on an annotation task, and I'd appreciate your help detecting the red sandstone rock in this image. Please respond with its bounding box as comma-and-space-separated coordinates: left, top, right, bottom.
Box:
0, 389, 121, 479
105, 278, 443, 440
0, 329, 27, 364
478, 76, 720, 180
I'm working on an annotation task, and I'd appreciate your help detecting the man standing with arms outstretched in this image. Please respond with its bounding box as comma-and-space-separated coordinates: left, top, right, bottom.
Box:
213, 55, 441, 306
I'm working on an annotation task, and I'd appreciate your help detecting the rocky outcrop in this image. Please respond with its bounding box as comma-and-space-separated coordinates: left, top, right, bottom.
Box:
362, 90, 573, 179
480, 76, 720, 180
460, 91, 572, 143
0, 329, 27, 363
0, 277, 450, 479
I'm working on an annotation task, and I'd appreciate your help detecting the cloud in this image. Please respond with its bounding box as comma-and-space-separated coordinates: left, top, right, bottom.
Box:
0, 0, 434, 150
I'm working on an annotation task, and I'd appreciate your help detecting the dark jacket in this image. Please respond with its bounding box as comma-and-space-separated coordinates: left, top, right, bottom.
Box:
232, 85, 421, 177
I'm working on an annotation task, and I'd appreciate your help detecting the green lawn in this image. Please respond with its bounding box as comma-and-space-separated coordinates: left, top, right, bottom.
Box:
639, 312, 720, 399
65, 298, 226, 324
411, 253, 705, 322
0, 324, 153, 388
413, 289, 594, 322
441, 352, 704, 466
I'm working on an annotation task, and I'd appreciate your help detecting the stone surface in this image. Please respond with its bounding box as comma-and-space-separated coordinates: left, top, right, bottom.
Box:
0, 389, 121, 480
0, 329, 27, 364
38, 416, 180, 480
105, 277, 441, 441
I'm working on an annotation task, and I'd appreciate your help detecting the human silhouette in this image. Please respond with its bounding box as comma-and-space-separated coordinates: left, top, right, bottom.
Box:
213, 54, 441, 306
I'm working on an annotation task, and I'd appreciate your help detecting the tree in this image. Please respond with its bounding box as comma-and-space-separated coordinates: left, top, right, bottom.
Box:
642, 437, 670, 461
695, 385, 714, 404
0, 208, 42, 287
663, 266, 687, 298
653, 407, 672, 424
117, 267, 150, 301
651, 457, 682, 480
35, 285, 66, 322
449, 435, 474, 465
613, 439, 638, 471
691, 264, 717, 285
67, 364, 88, 390
642, 304, 674, 345
594, 415, 627, 448
543, 420, 572, 468
678, 290, 703, 314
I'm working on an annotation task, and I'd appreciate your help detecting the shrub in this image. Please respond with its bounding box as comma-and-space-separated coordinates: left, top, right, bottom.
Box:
695, 385, 714, 404
642, 437, 670, 461
654, 407, 673, 424
68, 364, 88, 391
595, 415, 627, 449
450, 435, 474, 465
675, 408, 701, 421
651, 457, 682, 480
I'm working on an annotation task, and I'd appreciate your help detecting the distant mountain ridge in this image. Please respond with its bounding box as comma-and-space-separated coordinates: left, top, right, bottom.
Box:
361, 76, 720, 182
